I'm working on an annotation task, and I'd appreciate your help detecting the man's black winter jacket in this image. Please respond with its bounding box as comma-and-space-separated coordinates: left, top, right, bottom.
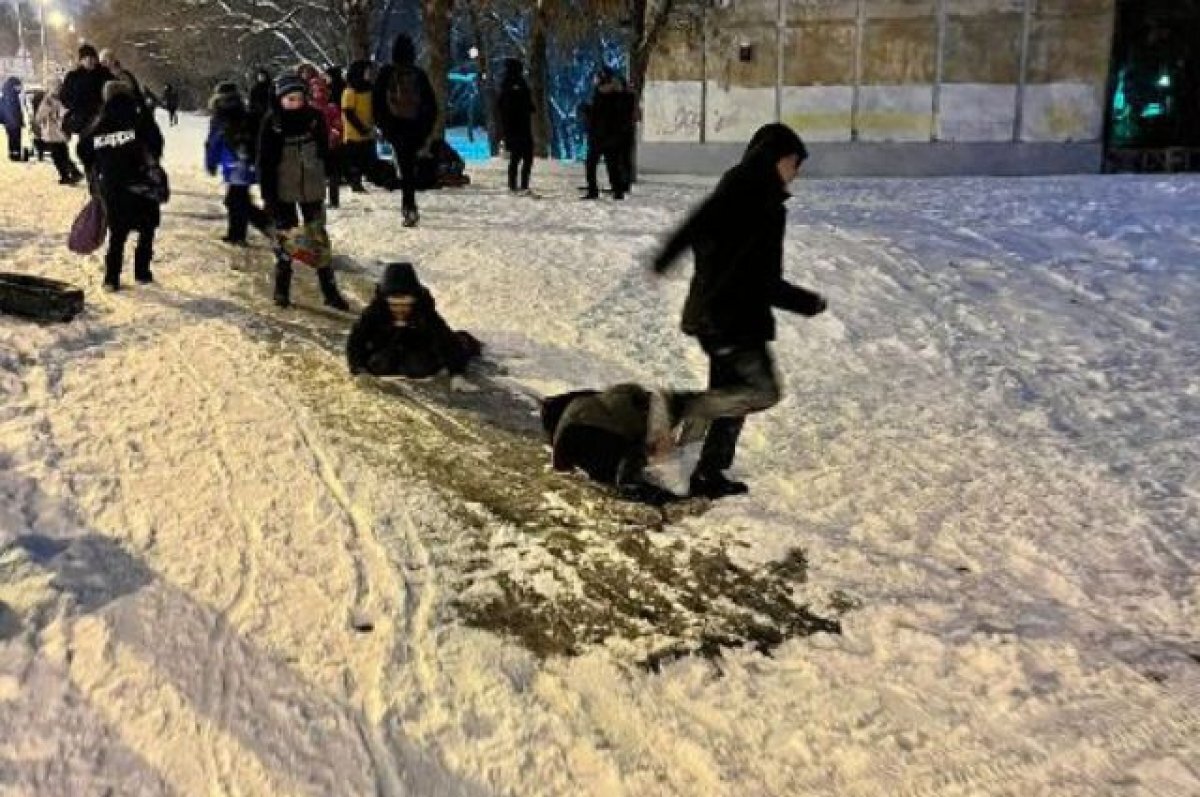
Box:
653, 128, 825, 344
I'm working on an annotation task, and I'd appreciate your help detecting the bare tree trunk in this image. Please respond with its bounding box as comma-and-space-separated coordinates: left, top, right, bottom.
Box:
628, 0, 675, 182
422, 0, 453, 139
346, 0, 373, 62
529, 1, 551, 157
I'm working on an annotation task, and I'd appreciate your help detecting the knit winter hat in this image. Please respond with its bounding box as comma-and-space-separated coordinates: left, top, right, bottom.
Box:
78, 44, 99, 60
275, 73, 308, 99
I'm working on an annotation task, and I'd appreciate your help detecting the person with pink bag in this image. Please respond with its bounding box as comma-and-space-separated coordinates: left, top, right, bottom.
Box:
77, 81, 165, 291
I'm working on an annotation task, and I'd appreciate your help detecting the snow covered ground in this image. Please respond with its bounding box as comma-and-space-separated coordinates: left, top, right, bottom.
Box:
1, 114, 1198, 796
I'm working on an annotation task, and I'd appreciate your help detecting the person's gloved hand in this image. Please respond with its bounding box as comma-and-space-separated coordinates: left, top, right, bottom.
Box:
804, 294, 828, 317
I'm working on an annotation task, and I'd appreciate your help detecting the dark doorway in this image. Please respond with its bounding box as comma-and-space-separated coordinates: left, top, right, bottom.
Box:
1104, 0, 1200, 172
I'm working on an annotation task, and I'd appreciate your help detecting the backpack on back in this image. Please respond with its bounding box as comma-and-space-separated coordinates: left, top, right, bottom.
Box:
386, 67, 422, 122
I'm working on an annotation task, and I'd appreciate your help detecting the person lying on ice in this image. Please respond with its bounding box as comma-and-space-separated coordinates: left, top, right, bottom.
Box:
540, 384, 685, 506
346, 262, 482, 379
650, 122, 827, 500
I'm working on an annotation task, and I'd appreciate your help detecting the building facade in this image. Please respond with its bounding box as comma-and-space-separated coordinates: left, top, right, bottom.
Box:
640, 0, 1117, 175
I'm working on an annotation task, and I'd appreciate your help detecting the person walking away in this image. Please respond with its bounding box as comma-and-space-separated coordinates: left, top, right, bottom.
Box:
309, 77, 344, 208
582, 67, 629, 200
497, 58, 534, 195
35, 78, 84, 184
0, 77, 23, 161
62, 44, 116, 170
650, 123, 827, 499
347, 261, 482, 378
373, 33, 437, 228
79, 82, 166, 291
257, 73, 349, 311
341, 60, 375, 193
162, 83, 180, 126
205, 82, 270, 245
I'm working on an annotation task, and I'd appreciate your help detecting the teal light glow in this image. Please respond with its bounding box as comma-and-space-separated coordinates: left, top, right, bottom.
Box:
1142, 102, 1165, 118
1157, 73, 1172, 88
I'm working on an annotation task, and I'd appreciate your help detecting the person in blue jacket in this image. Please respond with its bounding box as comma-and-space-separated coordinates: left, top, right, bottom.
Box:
1, 77, 24, 161
205, 82, 270, 245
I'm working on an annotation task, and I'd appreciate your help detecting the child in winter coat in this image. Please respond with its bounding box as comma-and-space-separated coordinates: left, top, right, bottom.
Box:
347, 262, 482, 378
340, 60, 374, 193
205, 82, 270, 244
257, 72, 349, 311
34, 79, 84, 184
651, 122, 827, 499
79, 81, 166, 291
540, 384, 685, 505
309, 78, 344, 208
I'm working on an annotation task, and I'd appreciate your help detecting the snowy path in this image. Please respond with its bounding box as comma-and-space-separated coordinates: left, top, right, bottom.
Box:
1, 115, 1198, 795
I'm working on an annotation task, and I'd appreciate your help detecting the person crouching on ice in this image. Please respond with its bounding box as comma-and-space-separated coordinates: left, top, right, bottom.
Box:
347, 262, 482, 378
650, 123, 827, 500
540, 385, 686, 506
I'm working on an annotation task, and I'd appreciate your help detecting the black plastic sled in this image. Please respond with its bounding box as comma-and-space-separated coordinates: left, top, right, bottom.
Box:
0, 272, 85, 323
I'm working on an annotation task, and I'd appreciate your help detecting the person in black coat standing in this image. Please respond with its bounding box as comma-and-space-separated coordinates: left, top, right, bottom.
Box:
79, 82, 166, 291
497, 58, 534, 194
61, 44, 116, 168
247, 70, 273, 120
372, 33, 437, 228
162, 83, 180, 126
650, 123, 827, 499
582, 67, 633, 200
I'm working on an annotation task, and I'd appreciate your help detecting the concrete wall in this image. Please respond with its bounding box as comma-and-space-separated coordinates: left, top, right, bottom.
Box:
641, 0, 1116, 175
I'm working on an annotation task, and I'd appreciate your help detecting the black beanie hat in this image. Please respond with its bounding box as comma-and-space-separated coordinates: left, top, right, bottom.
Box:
79, 44, 99, 60
392, 34, 416, 66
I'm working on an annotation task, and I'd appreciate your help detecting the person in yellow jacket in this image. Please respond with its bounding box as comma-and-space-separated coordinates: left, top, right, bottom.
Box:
341, 59, 375, 193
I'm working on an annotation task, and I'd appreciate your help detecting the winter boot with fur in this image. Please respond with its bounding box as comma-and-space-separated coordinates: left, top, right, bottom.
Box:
317, 267, 350, 311
273, 260, 293, 308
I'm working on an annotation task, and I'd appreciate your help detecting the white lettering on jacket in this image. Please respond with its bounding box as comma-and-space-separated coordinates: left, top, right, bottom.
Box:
94, 129, 136, 149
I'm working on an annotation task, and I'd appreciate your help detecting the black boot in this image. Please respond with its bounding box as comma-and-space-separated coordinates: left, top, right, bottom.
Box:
689, 470, 749, 500
273, 260, 293, 308
317, 267, 349, 311
134, 248, 154, 284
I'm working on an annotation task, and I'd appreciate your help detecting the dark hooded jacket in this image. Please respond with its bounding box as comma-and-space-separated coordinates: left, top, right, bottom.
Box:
0, 78, 22, 130
257, 104, 330, 206
247, 72, 272, 118
80, 89, 165, 228
372, 34, 437, 145
347, 262, 480, 378
652, 123, 825, 344
61, 63, 116, 135
586, 72, 634, 152
497, 60, 533, 148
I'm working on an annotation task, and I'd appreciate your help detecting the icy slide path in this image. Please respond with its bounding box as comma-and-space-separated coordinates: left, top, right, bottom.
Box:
0, 113, 1198, 796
